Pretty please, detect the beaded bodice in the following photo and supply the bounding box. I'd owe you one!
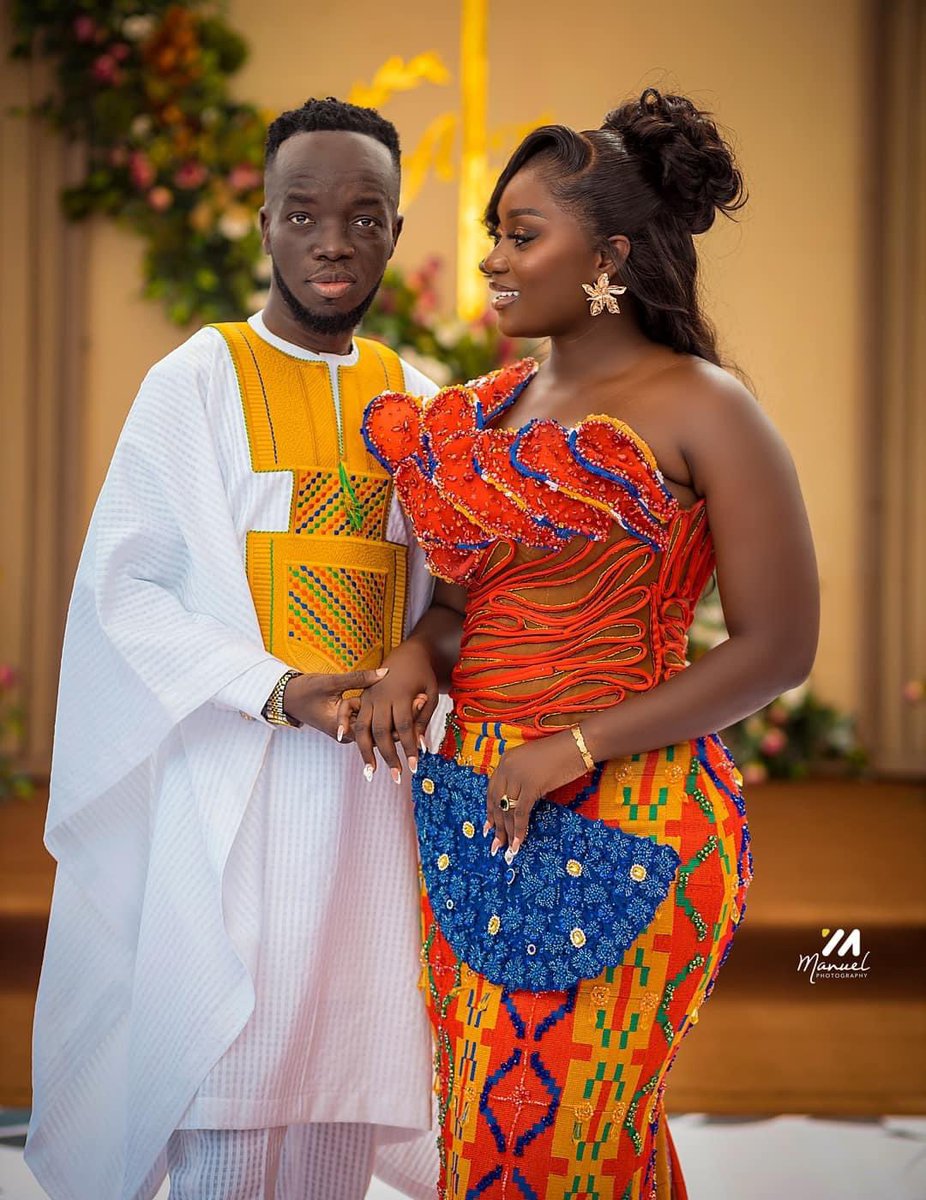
[362,359,715,730]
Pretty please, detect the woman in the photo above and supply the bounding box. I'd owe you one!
[355,88,818,1199]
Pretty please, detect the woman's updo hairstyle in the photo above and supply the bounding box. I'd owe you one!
[484,87,746,364]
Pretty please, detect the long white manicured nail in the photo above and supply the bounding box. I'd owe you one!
[504,848,515,865]
[336,724,345,743]
[408,756,418,775]
[491,839,501,857]
[483,821,492,838]
[419,735,427,752]
[391,767,402,785]
[363,764,375,783]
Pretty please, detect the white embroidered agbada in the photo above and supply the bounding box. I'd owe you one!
[26,313,442,1200]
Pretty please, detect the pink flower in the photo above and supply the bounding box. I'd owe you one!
[73,15,98,42]
[174,161,209,190]
[760,728,788,756]
[742,762,768,785]
[129,151,156,190]
[147,186,174,212]
[902,679,925,703]
[110,42,132,63]
[0,664,17,689]
[91,54,121,85]
[228,163,262,192]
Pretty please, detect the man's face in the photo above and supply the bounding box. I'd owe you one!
[260,130,402,351]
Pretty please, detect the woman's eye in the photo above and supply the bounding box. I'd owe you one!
[511,231,533,247]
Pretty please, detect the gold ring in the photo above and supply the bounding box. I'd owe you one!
[499,794,518,811]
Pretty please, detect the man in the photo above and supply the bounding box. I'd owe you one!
[26,98,440,1200]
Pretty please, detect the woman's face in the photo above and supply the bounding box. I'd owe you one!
[481,166,606,340]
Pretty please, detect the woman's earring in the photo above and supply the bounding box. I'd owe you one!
[582,272,627,315]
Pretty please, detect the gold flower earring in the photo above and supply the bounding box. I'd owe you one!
[582,273,627,316]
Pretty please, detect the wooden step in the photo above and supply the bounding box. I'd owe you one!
[1,778,924,1113]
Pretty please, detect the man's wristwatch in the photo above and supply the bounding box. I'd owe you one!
[262,670,303,728]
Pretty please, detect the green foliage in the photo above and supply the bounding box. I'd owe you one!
[11,0,267,325]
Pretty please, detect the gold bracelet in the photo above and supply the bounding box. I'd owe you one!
[263,670,303,728]
[570,724,595,771]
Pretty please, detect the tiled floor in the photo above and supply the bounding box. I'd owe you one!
[2,1112,924,1199]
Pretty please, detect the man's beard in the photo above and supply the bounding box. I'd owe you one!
[272,262,382,338]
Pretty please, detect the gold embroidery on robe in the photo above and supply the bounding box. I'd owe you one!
[213,322,408,674]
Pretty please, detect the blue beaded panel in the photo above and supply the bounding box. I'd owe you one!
[413,751,681,992]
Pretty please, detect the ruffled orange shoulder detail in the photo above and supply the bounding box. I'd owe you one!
[362,359,678,584]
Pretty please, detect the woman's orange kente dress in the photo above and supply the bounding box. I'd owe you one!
[362,360,752,1200]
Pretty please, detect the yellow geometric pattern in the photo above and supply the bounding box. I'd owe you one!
[211,322,408,673]
[287,563,388,671]
[292,469,391,539]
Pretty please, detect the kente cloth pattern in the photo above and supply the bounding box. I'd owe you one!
[420,720,751,1200]
[362,359,715,733]
[362,361,752,1197]
[413,750,681,991]
[214,321,409,675]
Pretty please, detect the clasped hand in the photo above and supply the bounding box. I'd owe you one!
[484,732,589,857]
[301,653,591,857]
[338,646,591,857]
[281,666,390,739]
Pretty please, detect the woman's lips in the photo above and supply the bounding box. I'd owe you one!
[308,279,355,299]
[491,289,520,309]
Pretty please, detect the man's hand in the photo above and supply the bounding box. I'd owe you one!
[282,667,389,739]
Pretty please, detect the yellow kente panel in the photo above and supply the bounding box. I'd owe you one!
[246,532,407,674]
[212,323,409,672]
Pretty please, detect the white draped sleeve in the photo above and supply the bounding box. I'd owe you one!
[27,331,292,1200]
[49,330,289,830]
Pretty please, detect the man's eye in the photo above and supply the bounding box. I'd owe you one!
[354,216,379,228]
[289,213,312,225]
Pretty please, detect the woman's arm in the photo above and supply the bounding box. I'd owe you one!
[582,369,819,752]
[488,368,819,852]
[352,579,467,778]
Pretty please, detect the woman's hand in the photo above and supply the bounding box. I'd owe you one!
[486,730,588,857]
[352,639,440,782]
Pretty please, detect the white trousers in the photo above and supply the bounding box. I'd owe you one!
[165,1123,376,1200]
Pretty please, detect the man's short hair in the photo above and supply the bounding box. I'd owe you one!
[265,97,401,170]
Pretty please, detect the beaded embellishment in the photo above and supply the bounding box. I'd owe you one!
[362,359,678,584]
[413,751,680,991]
